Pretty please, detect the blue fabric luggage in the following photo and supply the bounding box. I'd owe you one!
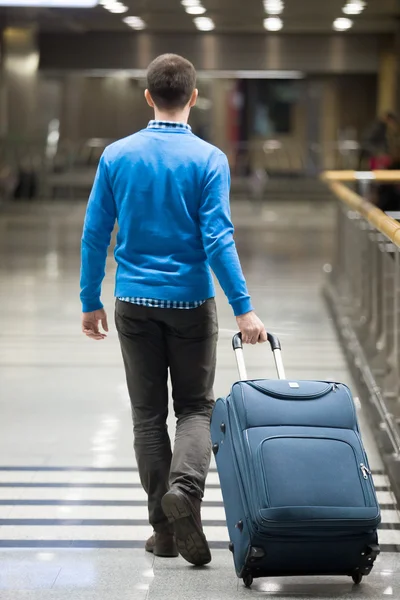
[210,333,380,588]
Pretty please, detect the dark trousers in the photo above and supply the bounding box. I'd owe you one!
[115,298,218,533]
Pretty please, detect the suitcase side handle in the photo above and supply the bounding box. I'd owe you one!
[232,332,286,381]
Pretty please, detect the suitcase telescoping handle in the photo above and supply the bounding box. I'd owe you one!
[232,331,286,381]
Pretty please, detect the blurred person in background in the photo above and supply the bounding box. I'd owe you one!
[79,54,266,567]
[359,112,400,211]
[359,111,398,171]
[377,118,400,212]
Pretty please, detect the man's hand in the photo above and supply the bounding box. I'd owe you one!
[236,311,267,345]
[82,309,109,341]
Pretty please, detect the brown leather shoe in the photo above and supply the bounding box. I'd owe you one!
[145,531,179,557]
[161,488,211,566]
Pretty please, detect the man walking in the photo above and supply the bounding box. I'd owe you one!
[80,54,266,567]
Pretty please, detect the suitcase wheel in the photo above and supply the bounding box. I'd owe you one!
[243,574,253,588]
[352,572,363,585]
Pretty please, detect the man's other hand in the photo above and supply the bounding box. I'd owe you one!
[82,309,109,341]
[236,311,267,345]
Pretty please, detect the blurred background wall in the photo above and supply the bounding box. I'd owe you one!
[0,22,398,196]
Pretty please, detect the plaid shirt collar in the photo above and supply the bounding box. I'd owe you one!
[147,120,191,132]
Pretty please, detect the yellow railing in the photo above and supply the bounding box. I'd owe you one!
[321,171,400,248]
[323,170,400,182]
[322,168,400,467]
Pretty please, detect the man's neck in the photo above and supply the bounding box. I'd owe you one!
[153,110,189,124]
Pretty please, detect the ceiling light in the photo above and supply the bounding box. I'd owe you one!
[0,0,97,5]
[181,0,200,6]
[185,5,206,14]
[108,5,128,13]
[101,1,119,8]
[342,1,365,14]
[264,17,283,31]
[194,16,214,30]
[333,17,353,30]
[264,0,284,8]
[263,0,284,15]
[123,16,146,29]
[102,0,127,12]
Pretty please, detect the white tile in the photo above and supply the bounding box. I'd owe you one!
[6,505,226,521]
[0,486,223,502]
[0,489,24,501]
[0,472,36,483]
[372,474,391,488]
[381,510,400,523]
[0,524,229,542]
[0,590,149,599]
[377,491,398,505]
[0,457,48,467]
[0,470,220,486]
[202,506,226,520]
[203,488,223,503]
[206,472,220,485]
[0,564,61,590]
[29,472,140,485]
[3,488,146,501]
[0,525,153,541]
[7,506,147,520]
[45,457,138,468]
[378,529,400,545]
[0,506,14,518]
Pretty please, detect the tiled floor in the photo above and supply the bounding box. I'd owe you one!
[0,198,399,599]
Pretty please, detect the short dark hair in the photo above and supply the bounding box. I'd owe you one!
[147,54,196,110]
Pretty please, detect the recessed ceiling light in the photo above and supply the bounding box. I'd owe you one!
[108,5,128,13]
[194,16,214,30]
[181,0,200,6]
[102,0,127,12]
[185,5,206,14]
[263,0,284,15]
[342,1,365,14]
[333,17,353,30]
[123,16,146,29]
[264,16,283,31]
[0,0,97,5]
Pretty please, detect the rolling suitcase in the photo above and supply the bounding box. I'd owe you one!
[210,332,380,588]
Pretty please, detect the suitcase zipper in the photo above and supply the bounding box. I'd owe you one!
[360,463,372,479]
[355,430,378,507]
[246,381,333,400]
[359,462,376,508]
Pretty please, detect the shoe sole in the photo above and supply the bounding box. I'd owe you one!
[146,547,179,558]
[161,491,211,566]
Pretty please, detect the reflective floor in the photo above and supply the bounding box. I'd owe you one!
[0,198,399,599]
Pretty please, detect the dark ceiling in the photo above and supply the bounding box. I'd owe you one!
[0,0,399,33]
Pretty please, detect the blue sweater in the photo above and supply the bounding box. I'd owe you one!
[80,124,253,317]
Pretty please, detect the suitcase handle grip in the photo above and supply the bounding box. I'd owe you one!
[232,332,281,352]
[232,331,286,381]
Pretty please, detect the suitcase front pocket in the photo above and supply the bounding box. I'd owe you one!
[255,434,380,530]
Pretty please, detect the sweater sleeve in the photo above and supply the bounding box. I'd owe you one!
[199,151,253,317]
[80,153,116,313]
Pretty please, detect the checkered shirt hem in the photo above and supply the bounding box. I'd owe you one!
[117,297,206,309]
